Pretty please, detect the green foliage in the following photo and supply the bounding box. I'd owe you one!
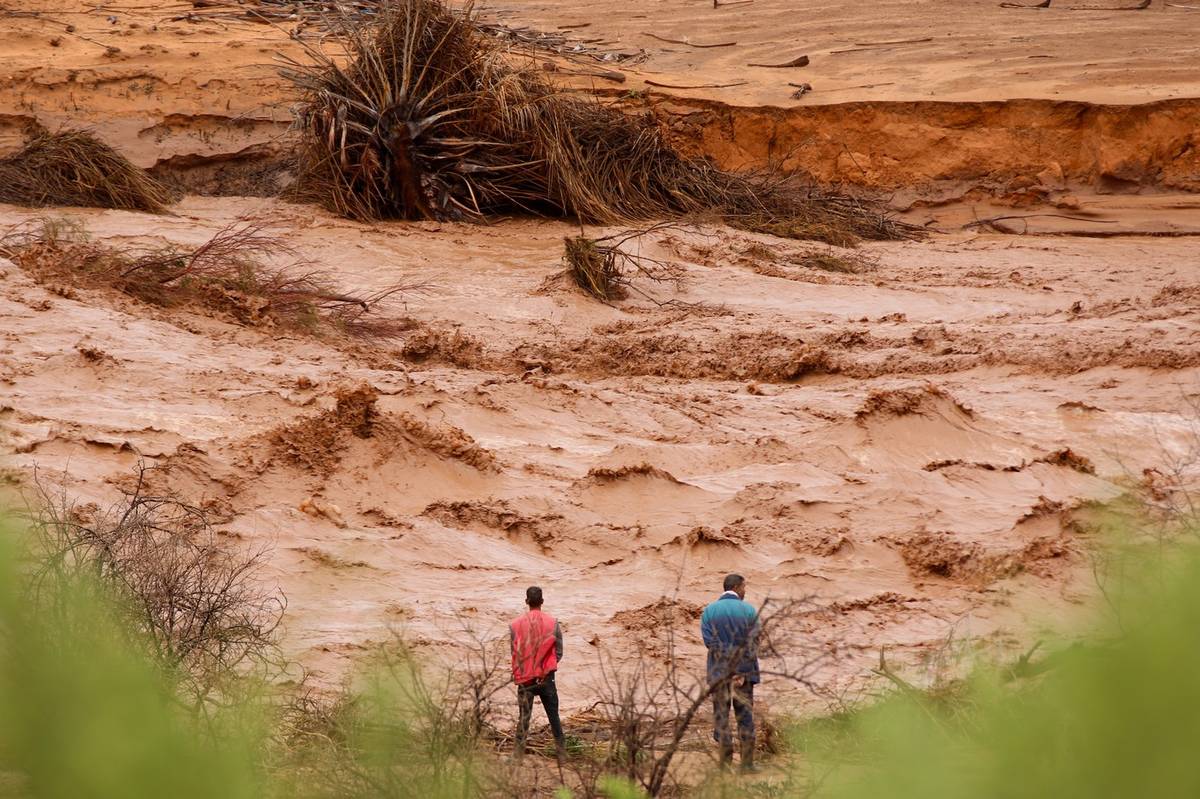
[562,733,587,757]
[598,775,647,799]
[0,522,264,799]
[795,541,1200,799]
[285,645,484,799]
[0,512,479,799]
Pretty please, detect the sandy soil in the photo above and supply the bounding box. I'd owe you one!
[4,1,1199,199]
[2,0,1199,719]
[498,0,1200,106]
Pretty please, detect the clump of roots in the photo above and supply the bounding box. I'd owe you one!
[0,217,412,337]
[283,0,918,245]
[0,128,171,213]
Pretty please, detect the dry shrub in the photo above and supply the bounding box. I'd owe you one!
[29,466,285,708]
[283,0,917,244]
[574,595,824,796]
[565,235,623,301]
[0,217,412,338]
[0,128,171,213]
[563,224,684,302]
[730,210,869,249]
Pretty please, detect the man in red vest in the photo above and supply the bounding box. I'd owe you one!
[510,585,565,757]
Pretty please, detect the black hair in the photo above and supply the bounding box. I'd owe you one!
[526,586,544,607]
[723,573,745,592]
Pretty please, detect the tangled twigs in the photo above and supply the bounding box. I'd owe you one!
[30,464,286,711]
[1,216,417,338]
[583,593,825,796]
[564,235,623,301]
[563,222,685,303]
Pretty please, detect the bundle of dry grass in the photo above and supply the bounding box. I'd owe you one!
[284,0,916,244]
[0,217,412,337]
[0,129,171,213]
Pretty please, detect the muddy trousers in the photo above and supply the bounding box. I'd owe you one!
[515,673,564,756]
[712,676,755,766]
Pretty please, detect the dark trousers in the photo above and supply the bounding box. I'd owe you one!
[515,672,564,755]
[712,676,755,764]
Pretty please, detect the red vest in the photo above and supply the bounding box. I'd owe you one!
[511,609,557,685]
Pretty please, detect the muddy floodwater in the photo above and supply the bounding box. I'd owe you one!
[2,0,1199,714]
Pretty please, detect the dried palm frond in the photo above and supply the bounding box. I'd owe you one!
[284,0,919,244]
[0,129,171,213]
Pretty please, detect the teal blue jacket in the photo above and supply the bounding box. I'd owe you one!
[700,593,761,684]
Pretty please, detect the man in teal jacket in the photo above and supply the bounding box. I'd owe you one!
[700,573,761,771]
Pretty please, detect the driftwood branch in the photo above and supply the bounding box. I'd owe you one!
[748,54,809,68]
[644,33,737,48]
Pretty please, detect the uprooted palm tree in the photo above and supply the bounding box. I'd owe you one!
[283,0,917,244]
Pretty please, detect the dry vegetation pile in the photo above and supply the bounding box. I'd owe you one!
[564,236,623,301]
[798,249,878,274]
[0,129,172,213]
[0,217,409,337]
[562,224,683,302]
[284,0,915,244]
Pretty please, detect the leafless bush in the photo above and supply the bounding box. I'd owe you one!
[0,216,416,339]
[442,620,515,745]
[450,592,824,797]
[563,223,686,303]
[27,465,285,711]
[595,596,822,795]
